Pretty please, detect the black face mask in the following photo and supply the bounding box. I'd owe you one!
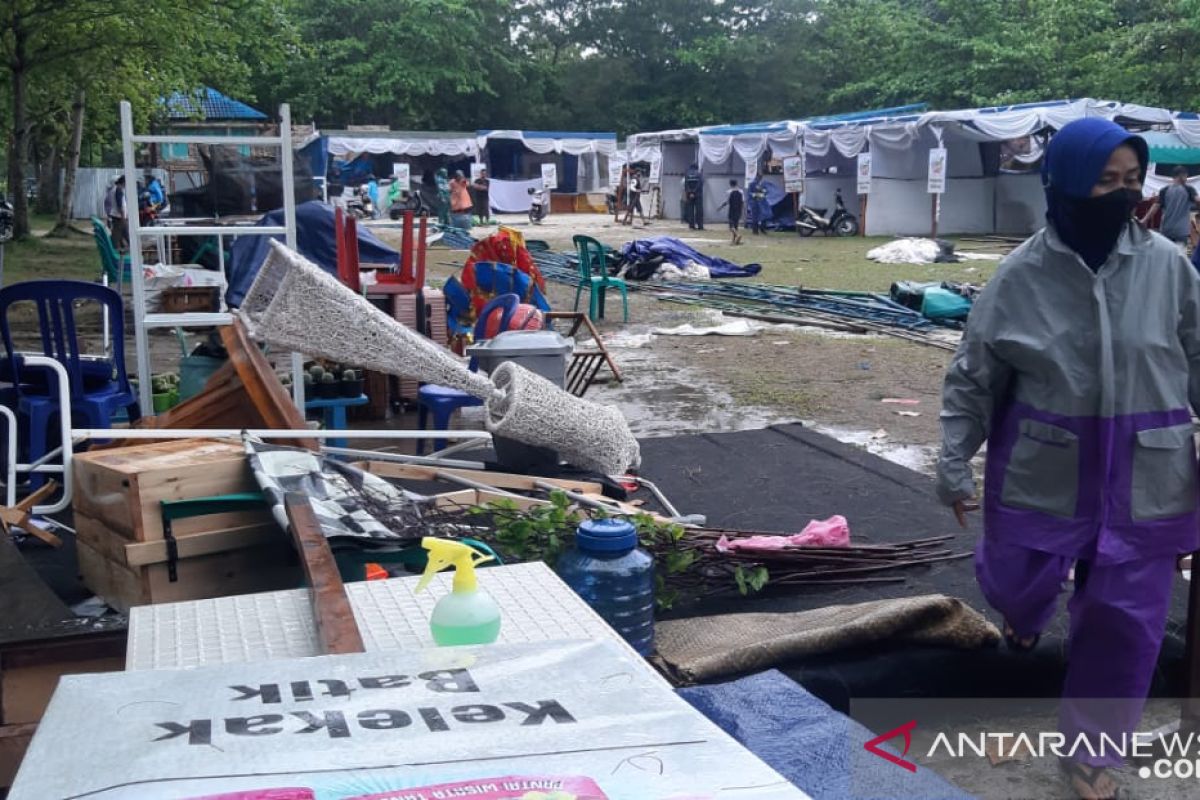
[1049,187,1141,271]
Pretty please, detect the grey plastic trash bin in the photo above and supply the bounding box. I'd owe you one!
[467,330,574,471]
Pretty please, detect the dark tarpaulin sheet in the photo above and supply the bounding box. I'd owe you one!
[619,236,762,278]
[225,200,399,307]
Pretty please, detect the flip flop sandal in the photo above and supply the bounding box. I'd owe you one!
[1059,757,1121,799]
[1002,620,1040,653]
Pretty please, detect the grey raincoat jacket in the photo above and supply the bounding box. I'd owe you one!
[937,222,1200,565]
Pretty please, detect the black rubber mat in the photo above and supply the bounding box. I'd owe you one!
[637,423,1191,710]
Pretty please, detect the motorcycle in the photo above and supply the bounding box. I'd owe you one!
[796,188,859,237]
[528,186,548,224]
[346,185,375,220]
[387,188,427,219]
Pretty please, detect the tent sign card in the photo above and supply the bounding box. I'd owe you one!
[648,156,662,185]
[470,162,486,182]
[608,160,624,189]
[744,158,758,186]
[782,156,804,193]
[857,152,872,194]
[927,147,947,194]
[541,162,558,190]
[392,163,410,186]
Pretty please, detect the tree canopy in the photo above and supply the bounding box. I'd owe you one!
[4,0,1200,237]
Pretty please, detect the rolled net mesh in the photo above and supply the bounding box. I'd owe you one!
[240,241,640,475]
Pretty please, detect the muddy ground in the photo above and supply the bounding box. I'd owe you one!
[372,211,973,475]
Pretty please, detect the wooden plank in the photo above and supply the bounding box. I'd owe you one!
[358,462,603,494]
[221,319,317,450]
[284,494,364,655]
[0,722,36,789]
[123,522,282,567]
[429,488,548,512]
[76,539,147,613]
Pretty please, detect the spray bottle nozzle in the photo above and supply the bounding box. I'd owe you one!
[416,537,493,594]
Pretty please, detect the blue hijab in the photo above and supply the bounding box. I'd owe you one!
[1042,118,1147,269]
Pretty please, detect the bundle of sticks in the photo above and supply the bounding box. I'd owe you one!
[660,529,971,591]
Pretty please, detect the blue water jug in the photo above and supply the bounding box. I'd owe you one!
[556,519,655,655]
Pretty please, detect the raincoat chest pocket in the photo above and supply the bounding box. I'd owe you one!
[1000,419,1080,518]
[1131,424,1198,521]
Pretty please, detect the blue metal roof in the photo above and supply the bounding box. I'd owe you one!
[163,87,268,121]
[701,104,930,136]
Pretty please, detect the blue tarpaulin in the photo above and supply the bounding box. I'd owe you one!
[679,670,973,800]
[619,236,762,279]
[226,201,399,307]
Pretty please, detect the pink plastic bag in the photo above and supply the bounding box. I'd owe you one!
[716,515,850,554]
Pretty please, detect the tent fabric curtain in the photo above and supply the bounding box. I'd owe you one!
[325,137,478,158]
[479,131,618,157]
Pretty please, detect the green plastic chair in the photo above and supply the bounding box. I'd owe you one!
[91,216,131,292]
[572,234,628,322]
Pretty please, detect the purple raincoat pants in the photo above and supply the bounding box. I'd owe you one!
[976,537,1177,767]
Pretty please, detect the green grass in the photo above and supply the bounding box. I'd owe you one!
[693,233,1004,292]
[4,226,101,285]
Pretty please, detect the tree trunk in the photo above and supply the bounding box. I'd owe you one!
[7,29,31,240]
[51,88,86,236]
[35,145,61,216]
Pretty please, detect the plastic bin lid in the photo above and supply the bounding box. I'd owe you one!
[467,329,574,357]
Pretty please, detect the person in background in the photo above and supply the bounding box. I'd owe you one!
[366,174,380,218]
[109,176,128,251]
[938,118,1199,800]
[683,163,704,230]
[1138,165,1197,254]
[471,167,490,223]
[419,168,440,217]
[435,167,451,226]
[622,168,647,226]
[449,170,473,229]
[144,173,165,211]
[747,173,770,234]
[716,178,744,245]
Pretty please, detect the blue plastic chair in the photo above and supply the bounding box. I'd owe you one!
[0,281,141,486]
[416,293,519,454]
[572,235,628,322]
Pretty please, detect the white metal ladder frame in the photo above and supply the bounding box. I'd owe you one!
[119,100,305,414]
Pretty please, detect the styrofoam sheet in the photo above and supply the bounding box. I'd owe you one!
[127,562,661,682]
[13,640,809,799]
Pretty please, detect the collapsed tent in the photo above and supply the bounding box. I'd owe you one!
[618,236,763,280]
[225,200,399,307]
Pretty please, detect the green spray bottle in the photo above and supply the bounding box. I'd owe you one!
[416,537,501,646]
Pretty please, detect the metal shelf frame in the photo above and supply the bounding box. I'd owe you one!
[119,101,304,413]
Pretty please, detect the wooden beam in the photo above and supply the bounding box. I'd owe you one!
[283,494,364,655]
[356,462,603,494]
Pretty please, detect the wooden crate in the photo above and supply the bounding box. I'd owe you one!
[75,526,298,613]
[71,439,300,611]
[73,439,269,541]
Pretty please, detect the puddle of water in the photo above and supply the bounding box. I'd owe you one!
[589,335,796,437]
[806,421,939,475]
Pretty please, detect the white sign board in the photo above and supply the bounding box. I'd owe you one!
[608,160,624,189]
[470,162,486,182]
[391,163,410,186]
[927,147,947,194]
[648,156,662,185]
[782,155,804,193]
[541,162,558,190]
[12,641,807,799]
[857,152,872,194]
[745,158,758,186]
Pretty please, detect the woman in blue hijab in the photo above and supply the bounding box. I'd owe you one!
[939,118,1200,799]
